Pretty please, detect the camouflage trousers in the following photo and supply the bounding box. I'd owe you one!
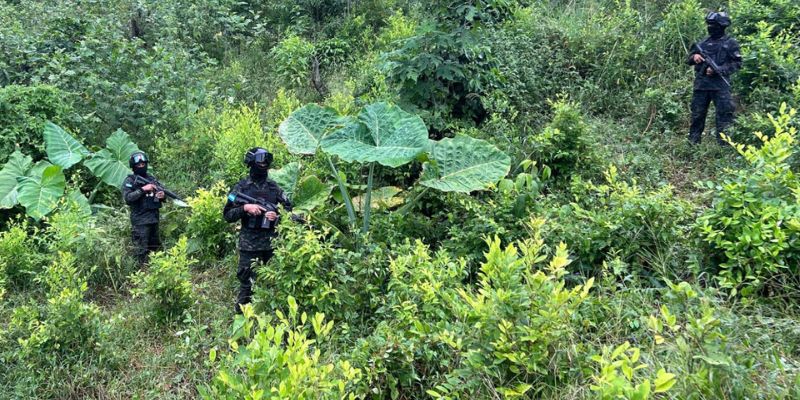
[235,249,274,313]
[689,89,735,144]
[132,223,161,265]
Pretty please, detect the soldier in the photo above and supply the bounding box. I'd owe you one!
[223,147,292,314]
[687,11,743,144]
[122,151,165,265]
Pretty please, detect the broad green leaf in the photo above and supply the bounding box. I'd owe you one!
[66,190,92,217]
[0,151,33,208]
[16,163,66,220]
[320,102,429,167]
[633,380,651,400]
[84,129,140,187]
[279,104,341,154]
[270,162,301,200]
[43,121,89,169]
[353,186,404,212]
[612,341,631,359]
[293,175,332,212]
[654,369,676,393]
[419,135,511,192]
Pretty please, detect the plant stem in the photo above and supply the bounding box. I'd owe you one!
[87,181,104,205]
[398,187,429,215]
[327,156,356,228]
[362,163,375,234]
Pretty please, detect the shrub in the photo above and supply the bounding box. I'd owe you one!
[376,10,417,51]
[548,165,694,278]
[256,223,388,327]
[154,106,220,193]
[384,1,515,131]
[441,160,547,267]
[4,251,113,397]
[696,104,800,295]
[44,196,134,290]
[263,88,303,131]
[488,13,583,125]
[590,342,676,399]
[357,220,595,398]
[0,258,6,300]
[738,22,800,107]
[270,34,316,93]
[350,240,467,397]
[200,301,363,399]
[531,98,597,178]
[211,104,291,185]
[436,228,593,398]
[0,84,76,163]
[646,280,787,398]
[185,181,236,260]
[0,221,43,289]
[12,252,109,364]
[731,0,800,37]
[131,237,196,324]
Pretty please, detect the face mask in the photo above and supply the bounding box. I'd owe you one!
[707,24,725,39]
[133,165,148,177]
[249,164,268,179]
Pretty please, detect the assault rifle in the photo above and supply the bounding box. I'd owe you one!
[133,175,189,207]
[695,43,731,87]
[227,191,281,230]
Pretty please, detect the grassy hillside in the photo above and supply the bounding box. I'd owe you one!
[1,0,800,398]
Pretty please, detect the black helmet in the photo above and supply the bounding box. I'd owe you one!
[129,151,148,168]
[705,11,731,27]
[243,147,273,167]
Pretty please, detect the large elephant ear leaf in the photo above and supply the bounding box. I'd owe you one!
[16,162,66,220]
[279,104,341,155]
[419,135,511,193]
[0,151,33,208]
[270,162,301,200]
[84,129,140,187]
[44,121,89,169]
[270,162,330,212]
[292,175,331,212]
[321,102,428,167]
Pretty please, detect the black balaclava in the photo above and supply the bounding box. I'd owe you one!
[133,163,148,177]
[707,22,725,39]
[250,163,268,180]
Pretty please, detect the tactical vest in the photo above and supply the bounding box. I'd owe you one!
[241,179,279,231]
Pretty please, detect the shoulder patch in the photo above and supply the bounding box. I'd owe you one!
[125,183,133,188]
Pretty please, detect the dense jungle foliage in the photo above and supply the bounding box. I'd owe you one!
[1,0,800,398]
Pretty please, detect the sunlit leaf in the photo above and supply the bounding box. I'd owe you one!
[43,121,89,169]
[0,151,33,208]
[16,162,66,220]
[420,135,511,192]
[84,129,140,187]
[320,102,428,167]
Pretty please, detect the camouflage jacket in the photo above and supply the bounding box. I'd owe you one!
[223,176,292,251]
[687,35,742,91]
[121,173,161,226]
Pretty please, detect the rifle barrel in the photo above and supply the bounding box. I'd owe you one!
[134,175,186,202]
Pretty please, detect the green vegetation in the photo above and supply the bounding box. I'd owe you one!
[1,0,800,399]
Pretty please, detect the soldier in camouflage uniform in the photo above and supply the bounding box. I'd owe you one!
[687,11,743,144]
[223,147,292,314]
[122,151,165,265]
